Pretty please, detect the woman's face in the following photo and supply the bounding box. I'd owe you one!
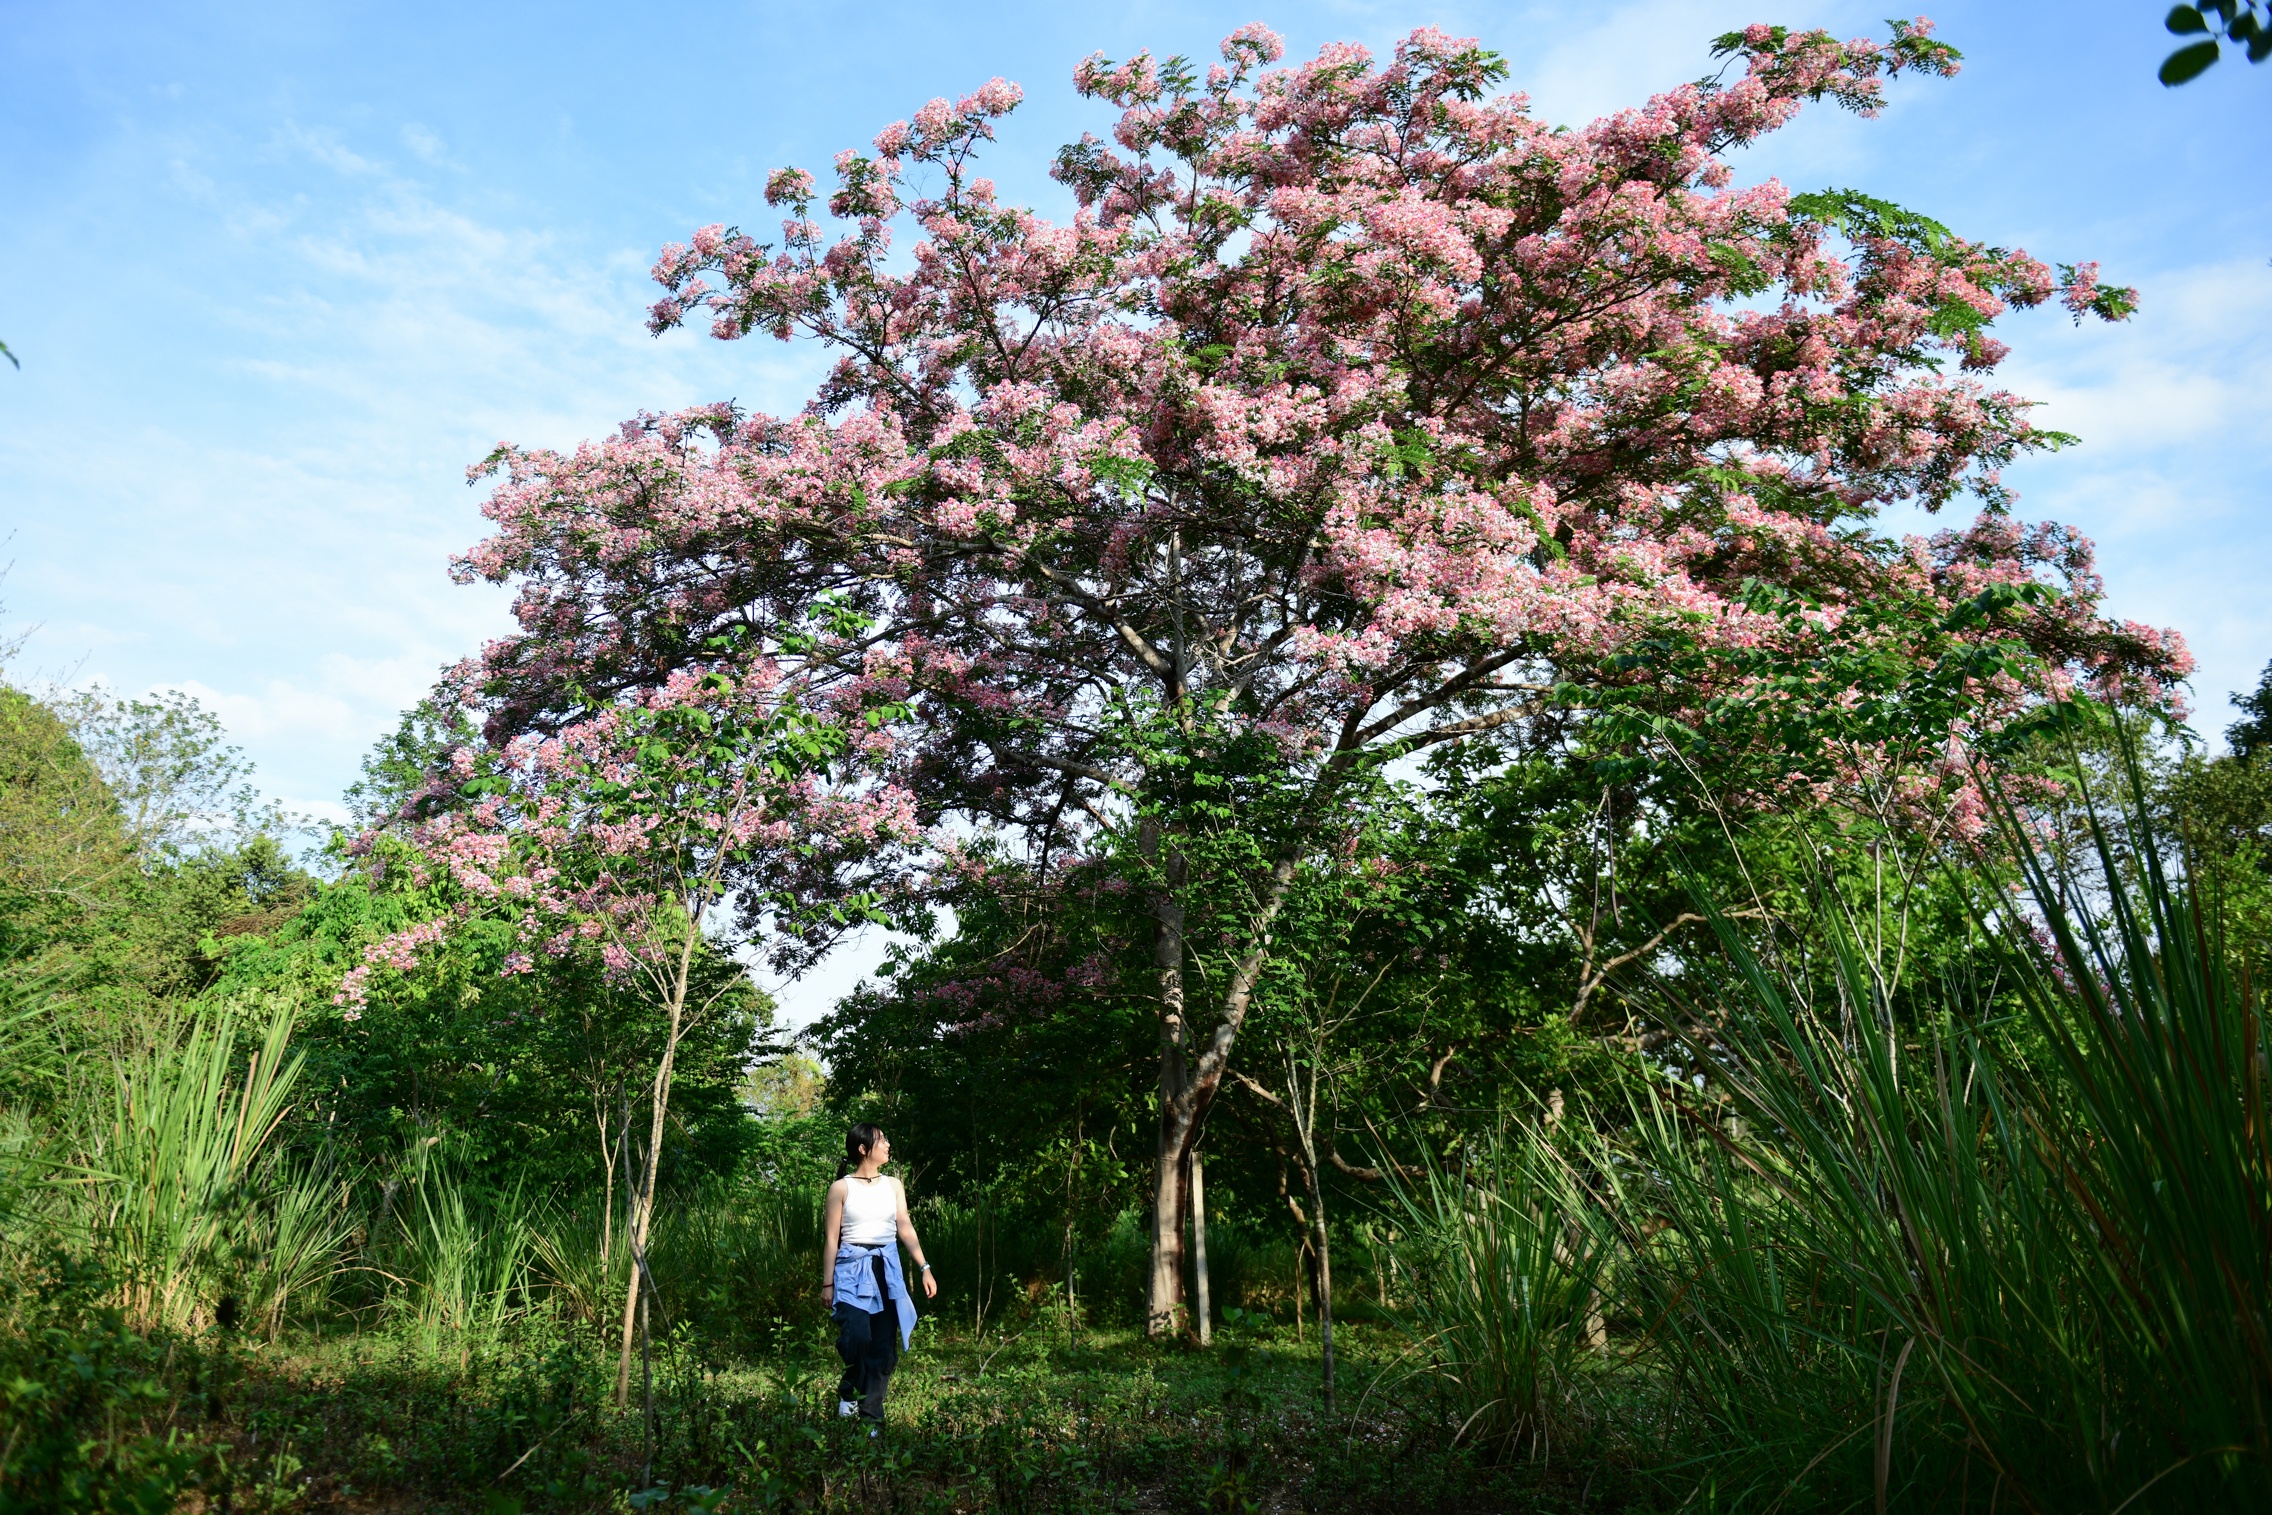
[868,1131,891,1168]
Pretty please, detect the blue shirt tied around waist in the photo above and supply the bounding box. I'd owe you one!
[833,1241,917,1350]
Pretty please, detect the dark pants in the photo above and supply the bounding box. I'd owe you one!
[832,1304,900,1421]
[833,1258,901,1422]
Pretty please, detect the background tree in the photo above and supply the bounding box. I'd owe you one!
[340,691,483,832]
[2226,657,2272,759]
[0,679,315,1030]
[2156,657,2272,986]
[346,648,914,1401]
[52,688,281,863]
[0,684,137,990]
[212,872,770,1208]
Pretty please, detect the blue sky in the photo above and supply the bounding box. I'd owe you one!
[4,1,2267,809]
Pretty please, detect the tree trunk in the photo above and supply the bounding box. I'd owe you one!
[1293,1237,1305,1342]
[614,920,698,1406]
[1146,1104,1191,1337]
[599,1135,614,1269]
[637,1266,655,1485]
[1284,1036,1337,1416]
[1144,851,1302,1337]
[1303,1156,1337,1417]
[1145,841,1191,1339]
[1191,1150,1212,1347]
[596,1092,624,1270]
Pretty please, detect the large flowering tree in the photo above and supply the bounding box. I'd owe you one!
[453,19,2185,1333]
[344,642,914,1397]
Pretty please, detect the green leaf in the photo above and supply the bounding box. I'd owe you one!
[2160,38,2222,84]
[1704,242,1768,295]
[2166,5,2211,35]
[1786,188,1953,255]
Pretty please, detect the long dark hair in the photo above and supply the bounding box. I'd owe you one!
[836,1123,884,1180]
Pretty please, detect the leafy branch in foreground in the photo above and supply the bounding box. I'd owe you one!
[2162,3,2271,84]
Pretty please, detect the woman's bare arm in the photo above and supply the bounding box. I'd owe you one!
[820,1179,845,1305]
[894,1178,938,1299]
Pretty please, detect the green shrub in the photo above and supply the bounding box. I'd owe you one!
[1376,1128,1611,1460]
[0,1254,212,1513]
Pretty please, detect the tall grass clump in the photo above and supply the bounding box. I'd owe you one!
[530,1201,632,1334]
[2009,771,2270,1499]
[242,1160,355,1337]
[643,1180,820,1356]
[81,1004,312,1332]
[0,996,351,1345]
[365,1141,541,1356]
[1378,1127,1613,1459]
[1624,776,2269,1511]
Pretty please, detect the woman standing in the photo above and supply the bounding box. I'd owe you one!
[820,1123,937,1429]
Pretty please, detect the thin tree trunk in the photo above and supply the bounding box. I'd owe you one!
[615,916,698,1406]
[974,1192,993,1337]
[596,1092,621,1269]
[1294,1237,1305,1343]
[1191,1149,1212,1347]
[619,1111,639,1314]
[638,1268,655,1485]
[1286,1037,1337,1415]
[1302,1156,1336,1416]
[1064,1104,1082,1341]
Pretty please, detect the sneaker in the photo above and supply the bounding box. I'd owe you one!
[838,1399,858,1418]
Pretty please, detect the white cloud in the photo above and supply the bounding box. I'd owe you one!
[399,123,452,166]
[278,123,387,179]
[2001,257,2272,459]
[1984,256,2272,739]
[162,648,453,747]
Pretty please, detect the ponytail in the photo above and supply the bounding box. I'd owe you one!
[836,1122,884,1180]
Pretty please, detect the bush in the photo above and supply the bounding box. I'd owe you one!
[1376,1130,1612,1460]
[0,1254,213,1512]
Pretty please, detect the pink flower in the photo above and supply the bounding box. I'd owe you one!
[765,168,815,206]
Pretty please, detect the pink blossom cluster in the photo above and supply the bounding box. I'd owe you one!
[333,915,451,1020]
[334,658,921,1018]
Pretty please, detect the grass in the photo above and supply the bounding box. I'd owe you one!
[0,1286,1610,1513]
[1376,1128,1613,1464]
[85,1004,305,1334]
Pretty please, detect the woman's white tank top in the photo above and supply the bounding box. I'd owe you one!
[841,1176,897,1246]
